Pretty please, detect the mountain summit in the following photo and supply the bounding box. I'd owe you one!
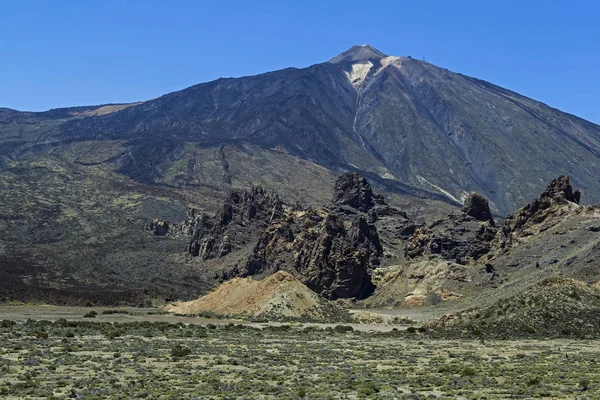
[328,44,388,64]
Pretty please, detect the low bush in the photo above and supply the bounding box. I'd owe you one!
[171,344,192,358]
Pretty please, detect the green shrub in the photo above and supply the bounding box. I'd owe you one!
[568,291,581,301]
[1,320,15,328]
[580,378,590,391]
[34,331,48,339]
[519,324,536,334]
[333,325,353,333]
[357,381,380,396]
[527,376,541,386]
[101,309,130,315]
[171,344,192,358]
[83,311,97,318]
[105,330,121,339]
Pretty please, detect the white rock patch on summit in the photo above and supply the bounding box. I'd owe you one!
[345,61,373,88]
[380,56,402,69]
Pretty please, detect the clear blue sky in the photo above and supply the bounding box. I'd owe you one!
[1,0,599,124]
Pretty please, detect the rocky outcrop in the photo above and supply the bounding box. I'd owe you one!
[244,209,381,299]
[146,219,169,236]
[405,214,497,265]
[169,173,408,299]
[461,193,495,226]
[367,192,501,307]
[406,176,583,264]
[183,186,283,259]
[238,173,390,299]
[331,172,384,212]
[541,175,580,204]
[501,175,582,245]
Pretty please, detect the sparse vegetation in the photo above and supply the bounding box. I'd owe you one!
[170,344,192,358]
[101,309,130,315]
[0,317,597,398]
[431,277,600,339]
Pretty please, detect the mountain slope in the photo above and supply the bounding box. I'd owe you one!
[351,55,600,213]
[34,44,600,214]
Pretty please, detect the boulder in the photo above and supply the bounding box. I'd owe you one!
[146,219,169,236]
[461,192,495,225]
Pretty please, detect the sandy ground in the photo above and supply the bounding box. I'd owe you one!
[366,304,462,321]
[0,305,402,332]
[165,271,344,321]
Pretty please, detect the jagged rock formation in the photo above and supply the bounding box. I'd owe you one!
[168,174,591,308]
[183,186,283,259]
[541,175,581,204]
[405,215,497,265]
[461,193,495,225]
[245,209,381,299]
[404,176,584,265]
[331,172,384,212]
[500,175,583,248]
[171,173,405,299]
[405,190,498,266]
[367,175,594,308]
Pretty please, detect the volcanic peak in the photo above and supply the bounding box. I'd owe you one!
[328,44,388,64]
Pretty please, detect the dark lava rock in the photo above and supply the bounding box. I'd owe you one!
[541,175,580,204]
[502,175,582,238]
[146,219,169,236]
[184,186,284,259]
[171,173,403,299]
[405,214,497,265]
[244,210,381,299]
[369,205,418,239]
[331,172,384,212]
[461,193,495,226]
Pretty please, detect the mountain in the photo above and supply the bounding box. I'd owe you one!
[2,44,600,305]
[28,44,600,215]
